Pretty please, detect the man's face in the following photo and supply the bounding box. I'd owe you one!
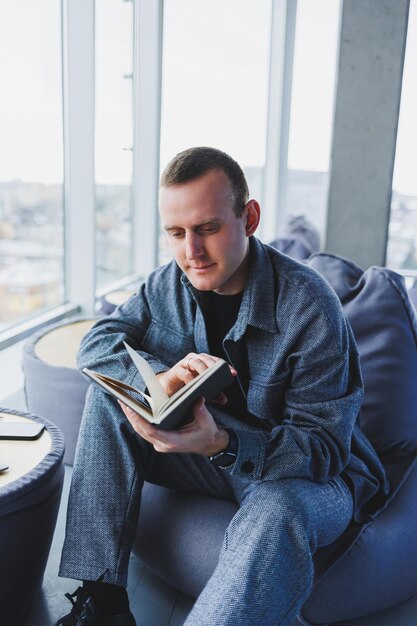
[159,169,256,294]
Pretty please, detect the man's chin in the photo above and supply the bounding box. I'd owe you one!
[188,278,217,292]
[186,272,219,292]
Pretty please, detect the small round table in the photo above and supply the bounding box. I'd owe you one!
[0,408,64,625]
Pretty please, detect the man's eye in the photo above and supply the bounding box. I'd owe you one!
[199,225,218,234]
[170,231,184,238]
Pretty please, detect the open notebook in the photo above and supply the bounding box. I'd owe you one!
[83,342,234,430]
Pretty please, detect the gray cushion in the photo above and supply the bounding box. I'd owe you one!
[302,457,417,622]
[307,254,417,472]
[135,483,236,598]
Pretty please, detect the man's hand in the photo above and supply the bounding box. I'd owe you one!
[118,397,229,457]
[156,352,237,404]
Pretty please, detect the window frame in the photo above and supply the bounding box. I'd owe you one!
[0,0,72,349]
[0,0,337,349]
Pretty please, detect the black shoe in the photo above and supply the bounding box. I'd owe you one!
[55,586,136,626]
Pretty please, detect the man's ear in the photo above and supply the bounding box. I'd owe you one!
[244,200,261,236]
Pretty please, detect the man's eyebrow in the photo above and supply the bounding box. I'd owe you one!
[163,219,221,231]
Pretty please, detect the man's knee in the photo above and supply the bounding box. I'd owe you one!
[239,478,352,551]
[244,479,314,516]
[238,478,336,544]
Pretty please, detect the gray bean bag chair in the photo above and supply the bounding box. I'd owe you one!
[98,289,135,316]
[22,319,96,465]
[134,253,417,623]
[269,215,321,260]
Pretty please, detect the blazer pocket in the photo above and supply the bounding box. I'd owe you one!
[247,377,287,423]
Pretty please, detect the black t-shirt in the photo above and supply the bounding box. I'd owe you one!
[202,291,262,427]
[203,291,243,363]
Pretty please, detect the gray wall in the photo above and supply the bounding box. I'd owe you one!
[325,0,409,269]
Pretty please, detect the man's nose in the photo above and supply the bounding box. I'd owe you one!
[185,232,203,259]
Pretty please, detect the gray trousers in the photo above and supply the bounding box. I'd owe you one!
[60,387,353,626]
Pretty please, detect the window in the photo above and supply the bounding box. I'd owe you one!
[0,0,64,333]
[95,0,134,290]
[387,0,417,273]
[159,0,272,264]
[286,0,341,246]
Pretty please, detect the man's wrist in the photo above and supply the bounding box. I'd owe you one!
[206,428,229,457]
[209,429,238,468]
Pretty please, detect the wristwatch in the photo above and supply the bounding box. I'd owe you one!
[209,429,238,468]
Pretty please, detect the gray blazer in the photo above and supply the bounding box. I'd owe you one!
[77,236,389,523]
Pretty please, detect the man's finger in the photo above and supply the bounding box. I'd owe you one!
[118,400,158,438]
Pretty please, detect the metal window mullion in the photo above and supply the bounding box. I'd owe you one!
[261,0,297,242]
[132,0,163,276]
[62,0,96,315]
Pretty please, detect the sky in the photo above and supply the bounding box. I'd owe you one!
[0,0,416,194]
[0,0,63,184]
[160,0,341,174]
[392,0,417,195]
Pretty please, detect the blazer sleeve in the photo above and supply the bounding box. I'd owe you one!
[77,282,169,393]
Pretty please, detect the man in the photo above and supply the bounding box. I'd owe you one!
[56,147,388,626]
